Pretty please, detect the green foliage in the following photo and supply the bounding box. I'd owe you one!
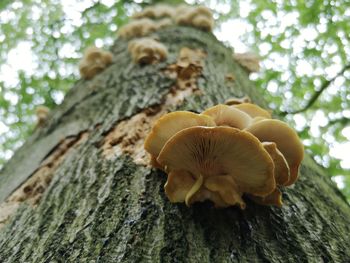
[0,0,349,200]
[237,0,350,200]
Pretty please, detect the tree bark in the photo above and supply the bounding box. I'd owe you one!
[0,27,349,262]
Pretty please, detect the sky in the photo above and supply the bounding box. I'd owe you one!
[0,0,348,188]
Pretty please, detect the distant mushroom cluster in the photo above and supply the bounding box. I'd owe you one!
[144,102,304,209]
[120,4,214,40]
[119,4,214,65]
[77,4,214,79]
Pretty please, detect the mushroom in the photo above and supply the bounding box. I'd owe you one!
[144,111,216,161]
[247,142,290,207]
[157,126,275,208]
[225,96,251,105]
[202,104,252,129]
[245,119,304,186]
[232,103,271,119]
[128,38,168,64]
[249,188,283,207]
[233,52,260,73]
[118,18,158,39]
[132,4,175,19]
[79,46,113,80]
[35,105,50,127]
[262,142,290,186]
[175,5,214,32]
[164,170,196,203]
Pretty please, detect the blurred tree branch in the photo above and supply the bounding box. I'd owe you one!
[328,117,350,127]
[280,63,350,116]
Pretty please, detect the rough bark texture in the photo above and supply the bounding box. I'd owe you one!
[0,27,349,262]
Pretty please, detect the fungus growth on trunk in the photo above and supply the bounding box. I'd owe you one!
[144,103,304,209]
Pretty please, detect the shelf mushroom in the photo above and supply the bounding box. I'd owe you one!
[232,103,271,119]
[128,38,168,64]
[202,104,252,129]
[245,119,304,186]
[144,103,304,209]
[35,105,50,127]
[79,46,113,80]
[248,142,291,207]
[175,5,214,32]
[144,111,215,162]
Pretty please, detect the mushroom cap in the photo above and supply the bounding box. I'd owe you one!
[248,188,283,207]
[35,106,49,116]
[204,176,246,209]
[144,111,215,158]
[233,52,260,72]
[189,187,228,207]
[224,96,251,106]
[262,142,290,186]
[192,15,214,31]
[194,6,213,18]
[202,104,252,129]
[164,170,195,203]
[79,47,113,79]
[83,46,102,58]
[165,169,246,209]
[232,103,271,119]
[157,126,275,196]
[245,119,304,186]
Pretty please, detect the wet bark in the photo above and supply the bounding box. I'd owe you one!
[0,27,349,262]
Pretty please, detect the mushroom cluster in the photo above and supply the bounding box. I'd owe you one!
[119,4,214,40]
[128,38,168,64]
[144,103,304,208]
[79,46,113,79]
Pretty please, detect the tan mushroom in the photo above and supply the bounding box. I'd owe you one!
[233,52,260,73]
[202,104,252,129]
[247,142,290,207]
[262,142,290,186]
[249,188,283,207]
[79,46,113,80]
[245,119,304,186]
[232,103,271,119]
[157,126,275,208]
[225,96,251,106]
[35,106,50,127]
[164,170,195,203]
[128,38,168,64]
[144,111,215,160]
[203,176,245,209]
[117,18,158,39]
[175,5,214,32]
[132,4,175,19]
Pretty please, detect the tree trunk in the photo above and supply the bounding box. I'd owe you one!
[0,27,349,262]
